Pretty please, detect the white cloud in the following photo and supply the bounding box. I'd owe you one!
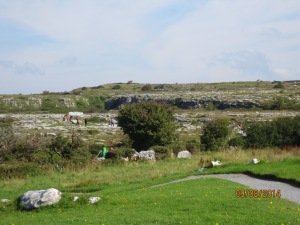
[0,0,300,93]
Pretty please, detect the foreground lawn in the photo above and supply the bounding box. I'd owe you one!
[0,151,299,224]
[1,178,299,225]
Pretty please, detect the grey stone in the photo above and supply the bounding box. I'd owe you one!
[20,188,62,210]
[177,150,192,159]
[138,150,156,160]
[88,197,100,204]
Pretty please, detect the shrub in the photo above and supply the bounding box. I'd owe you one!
[112,84,121,90]
[141,84,152,91]
[151,145,172,160]
[273,82,284,89]
[118,102,177,151]
[104,148,135,160]
[88,143,103,155]
[185,140,200,154]
[116,148,136,158]
[201,117,231,151]
[154,84,165,90]
[244,116,300,148]
[46,132,91,163]
[228,136,245,148]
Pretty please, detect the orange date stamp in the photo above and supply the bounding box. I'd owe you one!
[235,189,281,198]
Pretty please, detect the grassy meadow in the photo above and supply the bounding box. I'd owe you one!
[0,81,299,224]
[0,148,300,225]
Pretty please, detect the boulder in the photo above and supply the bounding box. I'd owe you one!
[138,150,156,160]
[20,188,62,210]
[250,158,260,164]
[177,150,192,159]
[89,197,101,204]
[211,160,222,166]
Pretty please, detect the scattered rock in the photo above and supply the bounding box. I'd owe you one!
[73,196,79,201]
[175,115,191,123]
[89,197,100,204]
[96,157,105,161]
[250,158,260,164]
[121,157,129,161]
[1,199,10,203]
[211,160,222,166]
[177,150,192,159]
[20,188,62,210]
[138,150,156,160]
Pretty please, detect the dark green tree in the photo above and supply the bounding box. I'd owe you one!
[118,102,177,150]
[245,116,300,148]
[201,117,230,151]
[244,122,274,148]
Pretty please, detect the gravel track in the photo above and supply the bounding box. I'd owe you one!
[152,174,300,205]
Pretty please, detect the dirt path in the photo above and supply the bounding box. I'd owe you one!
[152,174,300,205]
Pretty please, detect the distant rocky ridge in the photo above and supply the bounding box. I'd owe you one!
[0,81,299,112]
[104,94,260,110]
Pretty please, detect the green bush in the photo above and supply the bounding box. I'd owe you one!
[116,148,136,158]
[185,140,200,154]
[118,102,177,151]
[112,84,121,90]
[88,143,103,155]
[273,82,284,89]
[0,129,45,163]
[141,84,152,91]
[151,145,172,160]
[104,148,135,160]
[228,136,245,148]
[201,117,231,151]
[168,141,185,155]
[46,132,91,163]
[244,116,300,148]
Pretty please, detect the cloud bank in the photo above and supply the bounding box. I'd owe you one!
[0,0,299,94]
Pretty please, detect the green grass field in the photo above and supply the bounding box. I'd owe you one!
[0,151,299,225]
[1,178,299,225]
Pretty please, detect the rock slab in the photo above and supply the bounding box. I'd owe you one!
[20,188,62,210]
[177,150,192,159]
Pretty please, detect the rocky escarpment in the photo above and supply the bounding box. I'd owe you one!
[105,94,260,110]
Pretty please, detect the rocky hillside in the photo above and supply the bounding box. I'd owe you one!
[0,81,299,113]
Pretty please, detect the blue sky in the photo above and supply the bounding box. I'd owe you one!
[0,0,300,94]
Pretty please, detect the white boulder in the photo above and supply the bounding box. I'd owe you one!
[138,150,156,160]
[20,188,62,210]
[250,158,260,164]
[177,150,192,159]
[89,197,101,204]
[211,160,222,166]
